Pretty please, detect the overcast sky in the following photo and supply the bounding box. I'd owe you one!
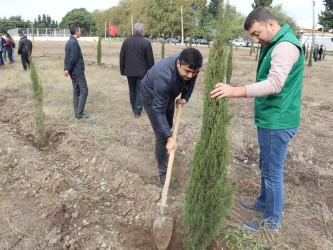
[1,0,325,29]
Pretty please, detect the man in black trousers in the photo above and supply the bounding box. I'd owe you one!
[120,22,154,118]
[18,34,32,70]
[63,25,89,119]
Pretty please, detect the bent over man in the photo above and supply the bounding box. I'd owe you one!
[141,48,203,185]
[211,8,304,232]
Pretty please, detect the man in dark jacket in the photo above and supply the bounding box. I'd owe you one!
[63,25,89,119]
[120,22,154,117]
[18,34,32,70]
[141,48,203,185]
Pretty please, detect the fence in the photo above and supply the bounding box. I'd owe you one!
[7,28,70,37]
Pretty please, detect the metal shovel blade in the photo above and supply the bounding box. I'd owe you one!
[153,214,173,250]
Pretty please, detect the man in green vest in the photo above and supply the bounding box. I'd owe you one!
[210,8,304,231]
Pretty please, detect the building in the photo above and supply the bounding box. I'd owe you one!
[301,29,333,51]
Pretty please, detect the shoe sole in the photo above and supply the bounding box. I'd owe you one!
[240,204,263,213]
[243,223,279,233]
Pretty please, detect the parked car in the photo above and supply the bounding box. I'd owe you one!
[166,37,178,44]
[232,39,247,47]
[185,37,195,43]
[195,38,208,45]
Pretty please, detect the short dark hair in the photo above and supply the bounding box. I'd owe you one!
[244,8,277,30]
[70,25,80,35]
[179,48,203,70]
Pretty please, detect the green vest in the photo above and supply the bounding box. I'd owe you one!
[255,24,304,129]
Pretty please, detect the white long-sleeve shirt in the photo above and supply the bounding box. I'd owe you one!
[245,41,301,98]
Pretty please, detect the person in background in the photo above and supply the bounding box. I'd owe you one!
[6,33,15,62]
[211,7,304,232]
[4,35,13,64]
[18,34,32,70]
[120,22,154,118]
[318,45,324,61]
[140,48,203,185]
[63,25,89,119]
[313,44,319,62]
[1,35,6,61]
[0,35,4,66]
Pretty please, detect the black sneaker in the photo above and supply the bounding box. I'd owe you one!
[243,219,279,232]
[240,202,263,213]
[76,113,90,119]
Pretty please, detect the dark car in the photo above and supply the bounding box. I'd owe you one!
[195,38,208,45]
[166,38,178,44]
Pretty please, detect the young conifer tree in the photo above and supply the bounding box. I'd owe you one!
[308,46,313,66]
[226,44,233,85]
[322,48,326,60]
[161,41,165,59]
[182,2,237,249]
[30,59,47,144]
[255,45,260,61]
[305,44,309,61]
[97,37,102,65]
[249,42,254,55]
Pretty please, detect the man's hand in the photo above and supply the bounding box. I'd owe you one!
[210,83,246,99]
[176,98,187,107]
[63,70,69,77]
[166,137,177,154]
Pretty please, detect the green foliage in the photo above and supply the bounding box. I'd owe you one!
[226,44,233,85]
[30,60,47,144]
[252,0,273,9]
[308,46,313,66]
[189,36,193,48]
[318,0,333,31]
[305,44,309,61]
[60,8,96,36]
[97,37,102,65]
[161,41,165,59]
[34,14,58,28]
[182,3,237,249]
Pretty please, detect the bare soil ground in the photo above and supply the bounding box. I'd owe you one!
[0,41,332,249]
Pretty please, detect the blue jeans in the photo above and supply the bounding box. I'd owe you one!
[255,127,297,228]
[127,76,143,116]
[70,75,88,117]
[141,96,174,174]
[12,48,15,62]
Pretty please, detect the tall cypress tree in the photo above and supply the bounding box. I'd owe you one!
[226,44,233,85]
[30,60,47,144]
[308,46,313,66]
[182,2,237,249]
[161,41,165,59]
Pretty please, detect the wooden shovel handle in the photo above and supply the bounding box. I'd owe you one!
[161,104,181,209]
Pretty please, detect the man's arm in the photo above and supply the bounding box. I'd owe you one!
[67,41,79,74]
[119,42,125,75]
[211,42,300,99]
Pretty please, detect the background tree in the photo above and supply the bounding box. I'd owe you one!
[252,0,273,8]
[0,16,30,33]
[97,37,102,65]
[182,2,237,249]
[318,0,333,31]
[60,8,96,36]
[34,14,58,28]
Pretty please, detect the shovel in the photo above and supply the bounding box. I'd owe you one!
[153,104,182,250]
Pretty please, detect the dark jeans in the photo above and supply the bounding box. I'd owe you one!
[0,52,3,66]
[21,53,30,70]
[6,47,13,63]
[127,76,143,116]
[70,74,88,117]
[142,96,175,174]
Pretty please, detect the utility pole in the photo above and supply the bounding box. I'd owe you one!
[312,0,315,49]
[181,5,184,44]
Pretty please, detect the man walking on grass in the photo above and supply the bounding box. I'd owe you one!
[141,48,202,185]
[211,8,304,232]
[64,25,89,119]
[120,22,154,118]
[18,34,32,71]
